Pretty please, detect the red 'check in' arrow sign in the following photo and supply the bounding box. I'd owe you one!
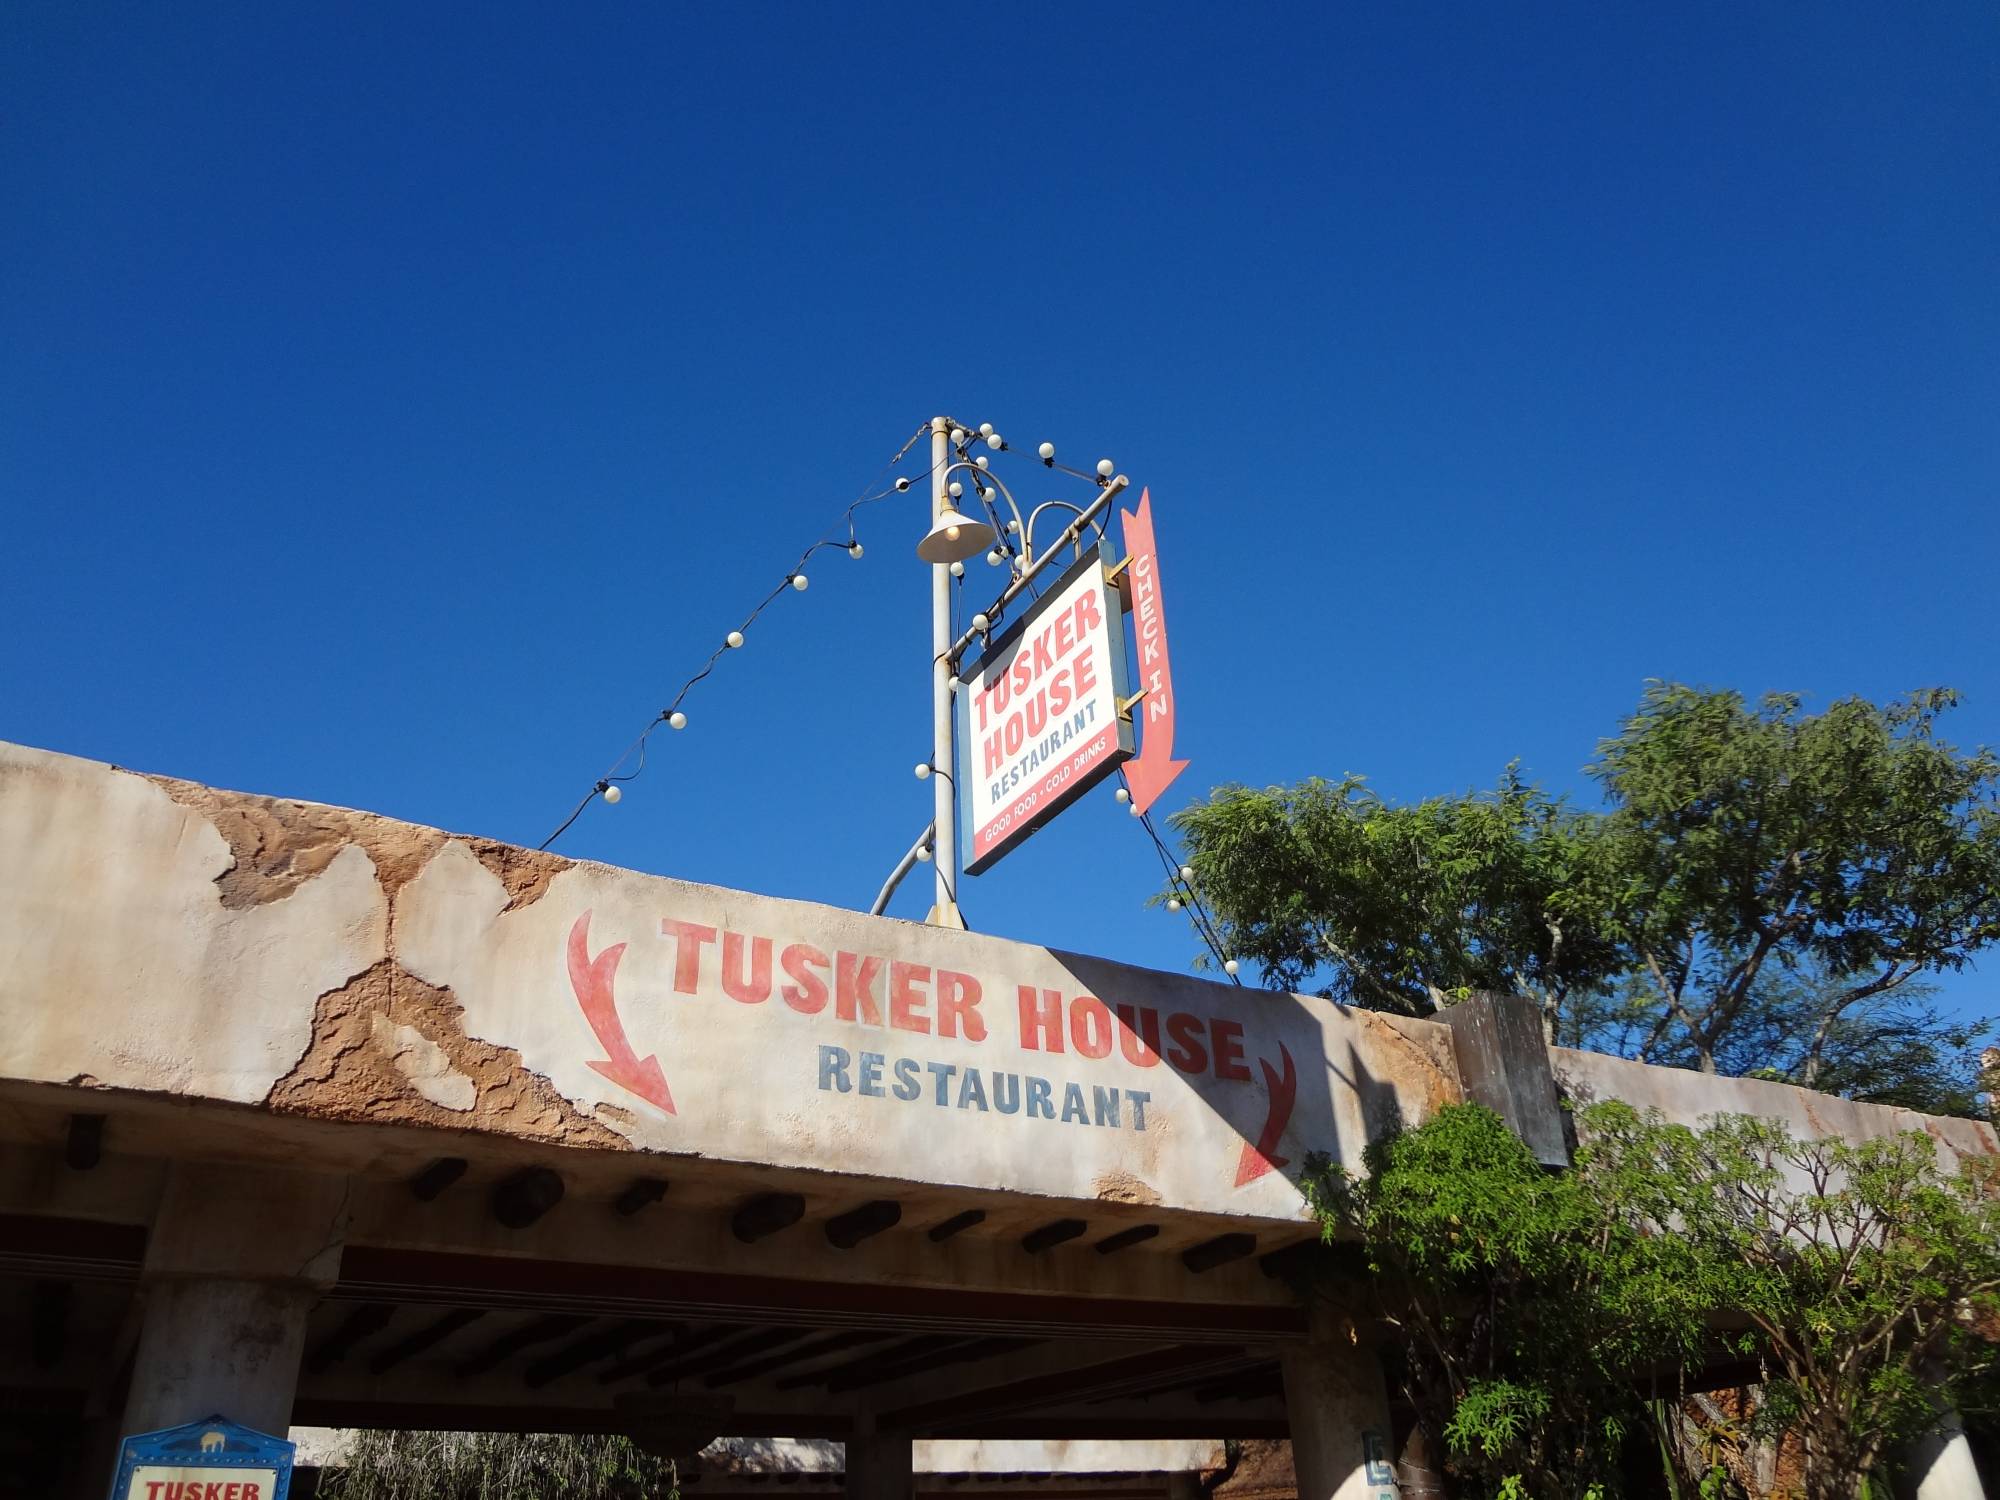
[1119,488,1189,815]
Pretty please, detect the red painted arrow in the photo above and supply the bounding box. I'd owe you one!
[1119,488,1189,815]
[1234,1044,1298,1187]
[567,911,675,1116]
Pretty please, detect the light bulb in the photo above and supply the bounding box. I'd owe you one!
[915,762,932,780]
[1096,459,1115,478]
[1166,897,1181,912]
[1114,787,1131,804]
[949,560,964,577]
[1179,864,1194,882]
[946,524,961,541]
[916,845,933,863]
[951,428,968,447]
[948,676,962,695]
[791,573,808,591]
[949,481,964,499]
[1007,518,1021,532]
[895,477,911,492]
[1223,959,1240,976]
[726,630,744,648]
[974,455,989,470]
[972,613,990,631]
[978,422,994,438]
[848,541,864,559]
[987,549,1004,566]
[986,432,1003,450]
[669,711,687,730]
[1038,441,1055,461]
[1129,804,1143,817]
[602,784,622,805]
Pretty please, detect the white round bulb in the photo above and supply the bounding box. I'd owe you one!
[951,428,968,447]
[949,480,963,499]
[1114,788,1130,803]
[986,432,1003,450]
[916,845,932,863]
[895,477,911,492]
[974,455,989,470]
[1128,804,1143,818]
[1007,518,1021,532]
[1096,459,1115,478]
[972,613,990,631]
[602,784,622,804]
[978,422,994,438]
[669,711,687,730]
[726,630,744,648]
[848,541,864,559]
[987,549,1004,566]
[791,573,808,591]
[915,762,931,780]
[946,523,961,541]
[949,560,964,577]
[1179,864,1194,882]
[1223,959,1240,976]
[1166,897,1181,912]
[1038,441,1055,460]
[948,676,962,695]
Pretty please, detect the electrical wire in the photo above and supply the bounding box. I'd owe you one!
[1122,770,1242,985]
[538,424,933,851]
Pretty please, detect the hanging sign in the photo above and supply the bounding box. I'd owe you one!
[108,1416,294,1500]
[959,539,1135,874]
[1117,488,1187,815]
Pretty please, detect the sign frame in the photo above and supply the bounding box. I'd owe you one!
[109,1415,295,1500]
[957,537,1136,875]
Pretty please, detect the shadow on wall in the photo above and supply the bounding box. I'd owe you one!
[1048,950,1417,1211]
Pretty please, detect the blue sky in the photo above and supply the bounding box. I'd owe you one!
[4,3,1995,1026]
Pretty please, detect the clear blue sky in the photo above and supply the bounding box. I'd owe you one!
[4,4,1995,1025]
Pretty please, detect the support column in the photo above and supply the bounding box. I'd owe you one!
[846,1429,915,1500]
[118,1166,348,1438]
[1900,1409,1988,1500]
[1280,1312,1399,1500]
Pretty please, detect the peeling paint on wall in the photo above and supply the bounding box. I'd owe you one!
[270,959,627,1149]
[141,773,450,907]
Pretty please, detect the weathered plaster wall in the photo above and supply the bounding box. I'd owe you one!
[1552,1048,1999,1167]
[0,741,1459,1225]
[0,743,386,1103]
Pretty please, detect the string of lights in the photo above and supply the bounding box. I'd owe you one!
[536,413,1226,994]
[537,423,935,851]
[1117,770,1244,984]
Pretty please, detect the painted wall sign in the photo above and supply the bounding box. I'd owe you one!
[109,1417,293,1500]
[0,739,1472,1230]
[386,833,1464,1223]
[1117,488,1187,815]
[958,541,1134,875]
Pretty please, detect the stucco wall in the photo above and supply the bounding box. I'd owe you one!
[0,741,1461,1224]
[1552,1047,1998,1168]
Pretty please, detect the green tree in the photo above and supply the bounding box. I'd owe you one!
[1172,684,2000,1109]
[1589,685,2000,1078]
[1585,1103,2000,1500]
[316,1430,680,1500]
[1172,767,1621,1030]
[1307,1103,1717,1498]
[1316,1103,2000,1500]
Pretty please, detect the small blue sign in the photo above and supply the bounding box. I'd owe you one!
[108,1416,295,1500]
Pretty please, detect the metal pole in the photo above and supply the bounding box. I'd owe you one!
[870,821,936,917]
[943,474,1128,670]
[927,416,964,927]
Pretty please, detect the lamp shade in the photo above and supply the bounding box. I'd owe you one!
[916,506,998,565]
